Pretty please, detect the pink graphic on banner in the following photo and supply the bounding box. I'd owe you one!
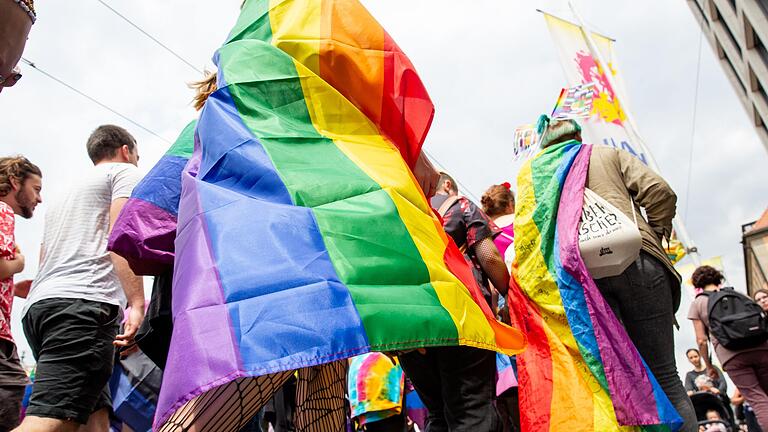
[574,50,626,126]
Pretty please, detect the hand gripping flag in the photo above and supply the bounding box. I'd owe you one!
[153,0,526,428]
[510,140,682,431]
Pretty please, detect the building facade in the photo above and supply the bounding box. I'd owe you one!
[686,0,768,151]
[743,209,768,296]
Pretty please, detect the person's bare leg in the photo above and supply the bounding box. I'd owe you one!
[13,415,79,432]
[78,408,110,432]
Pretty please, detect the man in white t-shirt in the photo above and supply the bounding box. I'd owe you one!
[16,125,145,432]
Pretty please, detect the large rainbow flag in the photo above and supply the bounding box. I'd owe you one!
[155,0,525,426]
[109,121,196,275]
[509,140,682,431]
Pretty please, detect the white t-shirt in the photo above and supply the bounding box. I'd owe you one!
[24,163,142,314]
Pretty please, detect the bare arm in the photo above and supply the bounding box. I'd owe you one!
[473,237,509,296]
[692,319,719,380]
[109,198,144,347]
[412,151,440,199]
[0,253,23,279]
[13,279,31,298]
[715,366,728,394]
[731,389,744,405]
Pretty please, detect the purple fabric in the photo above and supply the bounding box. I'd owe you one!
[557,146,662,424]
[108,199,177,275]
[492,223,514,259]
[154,147,242,428]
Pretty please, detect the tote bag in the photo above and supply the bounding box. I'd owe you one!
[578,188,642,279]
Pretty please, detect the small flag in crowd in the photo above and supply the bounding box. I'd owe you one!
[665,230,687,265]
[551,82,596,120]
[513,82,596,162]
[512,124,540,161]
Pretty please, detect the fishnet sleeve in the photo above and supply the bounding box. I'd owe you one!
[473,237,509,296]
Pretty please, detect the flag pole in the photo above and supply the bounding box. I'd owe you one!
[566,0,702,266]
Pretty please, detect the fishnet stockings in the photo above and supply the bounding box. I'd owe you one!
[158,361,348,432]
[294,361,348,432]
[159,370,294,432]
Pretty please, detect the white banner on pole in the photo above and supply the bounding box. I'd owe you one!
[542,9,700,264]
[543,12,649,164]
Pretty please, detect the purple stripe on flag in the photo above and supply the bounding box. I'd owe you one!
[109,198,177,275]
[154,151,243,428]
[556,146,676,426]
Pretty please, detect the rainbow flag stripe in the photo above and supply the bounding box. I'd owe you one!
[156,0,525,426]
[108,121,196,275]
[510,141,681,431]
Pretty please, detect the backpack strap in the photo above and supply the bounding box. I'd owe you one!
[437,195,460,217]
[436,195,467,255]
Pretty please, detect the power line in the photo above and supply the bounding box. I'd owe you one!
[683,30,703,225]
[95,0,204,75]
[21,54,465,203]
[21,57,172,144]
[30,5,476,205]
[93,2,477,205]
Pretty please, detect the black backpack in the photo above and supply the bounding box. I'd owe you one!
[700,287,768,350]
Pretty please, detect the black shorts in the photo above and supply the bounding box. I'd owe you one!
[0,338,28,431]
[22,298,120,424]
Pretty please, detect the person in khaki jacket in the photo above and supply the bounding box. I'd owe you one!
[541,119,698,432]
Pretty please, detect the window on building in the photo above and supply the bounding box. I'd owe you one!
[716,39,726,59]
[716,8,742,51]
[759,0,768,19]
[692,0,706,21]
[753,28,768,73]
[756,80,768,111]
[708,0,720,21]
[745,16,756,49]
[724,51,748,94]
[754,104,768,140]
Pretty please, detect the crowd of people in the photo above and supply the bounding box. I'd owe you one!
[684,266,768,432]
[0,119,763,432]
[2,1,768,432]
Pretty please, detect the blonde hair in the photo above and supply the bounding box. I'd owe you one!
[189,71,218,111]
[0,156,41,197]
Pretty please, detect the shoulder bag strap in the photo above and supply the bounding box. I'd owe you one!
[437,195,460,217]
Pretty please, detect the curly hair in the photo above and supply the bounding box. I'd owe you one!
[0,156,41,197]
[691,265,724,289]
[481,184,515,218]
[189,70,218,111]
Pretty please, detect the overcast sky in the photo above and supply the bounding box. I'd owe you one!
[1,0,766,383]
